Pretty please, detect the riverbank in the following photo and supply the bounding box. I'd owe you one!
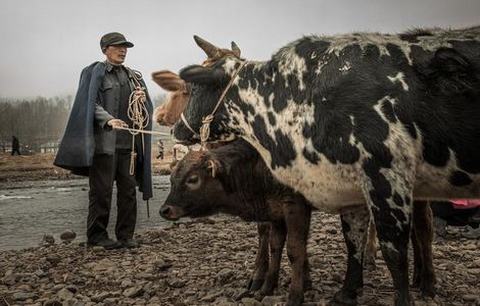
[1,213,479,306]
[0,153,172,187]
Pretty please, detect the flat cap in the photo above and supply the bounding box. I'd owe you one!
[100,32,134,50]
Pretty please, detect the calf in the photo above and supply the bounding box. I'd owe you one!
[173,28,480,305]
[161,139,312,305]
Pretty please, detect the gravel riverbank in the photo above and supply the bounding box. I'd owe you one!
[1,212,479,306]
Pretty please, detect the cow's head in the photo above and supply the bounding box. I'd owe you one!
[152,70,190,127]
[159,149,229,221]
[173,35,245,144]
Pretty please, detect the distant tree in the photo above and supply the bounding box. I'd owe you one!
[0,96,73,152]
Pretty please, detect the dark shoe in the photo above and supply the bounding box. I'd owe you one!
[119,238,140,249]
[87,238,122,250]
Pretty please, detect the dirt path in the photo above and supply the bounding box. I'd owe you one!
[1,213,479,306]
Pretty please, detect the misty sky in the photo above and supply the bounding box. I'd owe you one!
[1,0,479,98]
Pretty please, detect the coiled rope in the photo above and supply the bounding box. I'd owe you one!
[124,68,149,176]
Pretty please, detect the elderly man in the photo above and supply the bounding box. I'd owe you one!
[54,32,153,249]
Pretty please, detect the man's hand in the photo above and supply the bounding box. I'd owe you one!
[107,119,128,129]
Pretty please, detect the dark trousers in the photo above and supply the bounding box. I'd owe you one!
[87,151,137,242]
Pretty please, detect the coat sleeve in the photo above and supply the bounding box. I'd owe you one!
[94,99,114,130]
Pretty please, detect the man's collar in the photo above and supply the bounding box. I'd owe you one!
[105,60,124,72]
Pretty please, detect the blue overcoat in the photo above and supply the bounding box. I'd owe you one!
[54,61,153,200]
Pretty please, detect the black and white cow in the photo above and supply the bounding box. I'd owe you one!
[173,27,480,305]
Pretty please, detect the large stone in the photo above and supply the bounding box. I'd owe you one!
[261,295,285,306]
[60,230,77,243]
[57,288,74,300]
[123,286,143,298]
[91,291,112,302]
[13,292,36,301]
[241,297,262,306]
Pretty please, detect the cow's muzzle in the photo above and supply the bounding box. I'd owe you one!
[159,204,184,221]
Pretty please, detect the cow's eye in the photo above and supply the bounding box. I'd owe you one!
[185,175,201,190]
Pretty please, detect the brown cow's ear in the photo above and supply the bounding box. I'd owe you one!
[231,41,241,58]
[152,70,186,92]
[179,65,226,85]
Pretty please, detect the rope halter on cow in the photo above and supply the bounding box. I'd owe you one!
[180,60,248,149]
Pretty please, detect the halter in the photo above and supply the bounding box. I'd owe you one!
[180,60,248,147]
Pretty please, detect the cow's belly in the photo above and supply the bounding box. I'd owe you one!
[272,159,365,213]
[414,163,480,200]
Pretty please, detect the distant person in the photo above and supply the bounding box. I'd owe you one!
[11,136,20,156]
[54,32,153,250]
[156,139,164,159]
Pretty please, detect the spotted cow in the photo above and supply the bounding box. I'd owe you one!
[173,27,480,305]
[153,68,435,304]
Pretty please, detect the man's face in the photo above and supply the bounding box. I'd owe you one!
[104,45,128,64]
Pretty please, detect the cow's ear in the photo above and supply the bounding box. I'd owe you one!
[179,65,226,85]
[152,70,186,92]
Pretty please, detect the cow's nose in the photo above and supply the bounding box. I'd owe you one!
[160,206,171,218]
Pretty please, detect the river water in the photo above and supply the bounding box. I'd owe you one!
[0,176,171,251]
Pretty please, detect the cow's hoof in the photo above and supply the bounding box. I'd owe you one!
[254,291,266,302]
[330,290,357,305]
[304,276,313,290]
[286,291,303,306]
[419,283,436,299]
[247,278,265,291]
[394,293,414,306]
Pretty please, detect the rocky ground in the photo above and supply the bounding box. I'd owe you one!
[0,153,172,185]
[1,213,479,306]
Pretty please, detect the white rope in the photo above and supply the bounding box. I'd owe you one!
[125,67,150,176]
[113,126,170,136]
[179,60,248,150]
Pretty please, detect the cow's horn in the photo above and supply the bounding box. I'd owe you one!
[194,35,219,58]
[231,41,241,57]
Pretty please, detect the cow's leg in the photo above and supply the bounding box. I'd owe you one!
[247,222,271,291]
[362,164,414,306]
[284,202,311,306]
[331,206,370,306]
[365,220,377,269]
[411,201,435,298]
[255,220,287,300]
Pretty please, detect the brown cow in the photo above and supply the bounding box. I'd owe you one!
[152,70,190,126]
